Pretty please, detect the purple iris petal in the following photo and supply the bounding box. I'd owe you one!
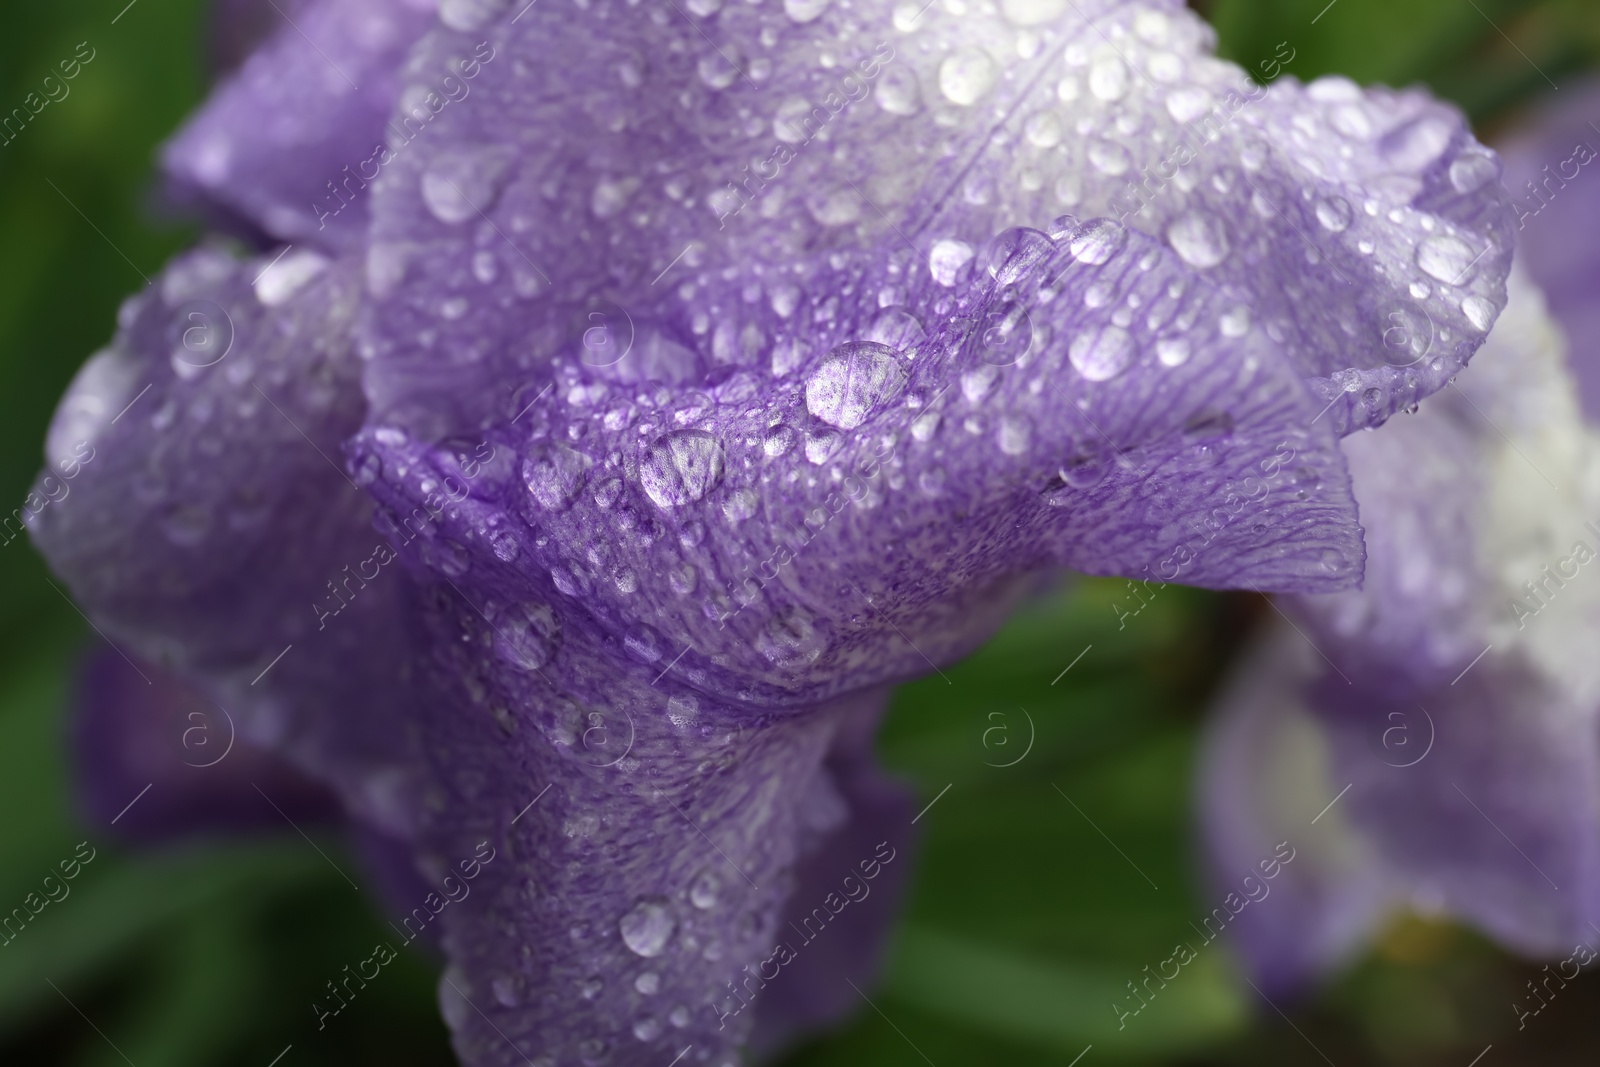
[32,0,1523,1061]
[1199,269,1600,991]
[164,0,438,248]
[72,647,340,842]
[1499,77,1600,419]
[31,246,421,838]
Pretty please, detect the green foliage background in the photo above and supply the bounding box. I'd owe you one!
[0,0,1596,1063]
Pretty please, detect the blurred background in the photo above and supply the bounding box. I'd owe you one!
[2,0,1598,1063]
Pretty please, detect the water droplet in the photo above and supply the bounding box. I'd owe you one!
[492,976,520,1008]
[866,307,926,350]
[1067,219,1128,265]
[997,415,1031,455]
[493,603,560,671]
[757,606,827,668]
[939,49,997,106]
[983,227,1053,285]
[1416,235,1478,285]
[805,430,843,464]
[620,900,675,957]
[1088,57,1128,100]
[1059,442,1111,488]
[805,341,906,429]
[763,424,796,458]
[690,869,720,909]
[1167,212,1229,268]
[1219,306,1251,337]
[1449,153,1498,194]
[1461,294,1495,331]
[911,411,941,442]
[635,972,661,995]
[1069,325,1134,381]
[352,452,383,486]
[783,0,829,21]
[669,1006,692,1028]
[1047,214,1080,239]
[1024,110,1062,147]
[1156,337,1190,367]
[1314,197,1352,233]
[1087,139,1131,176]
[639,431,724,508]
[523,444,593,509]
[723,489,758,524]
[977,300,1034,366]
[420,147,516,224]
[928,239,975,286]
[438,0,509,31]
[874,65,921,115]
[634,1018,663,1042]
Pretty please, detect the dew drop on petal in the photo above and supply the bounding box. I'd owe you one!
[635,972,661,995]
[689,869,720,909]
[1415,234,1478,285]
[928,238,975,286]
[1069,325,1134,381]
[438,0,508,31]
[1156,337,1190,367]
[939,48,997,106]
[620,900,675,957]
[1067,219,1128,265]
[983,227,1053,284]
[1314,196,1352,233]
[1449,152,1499,194]
[1167,212,1229,268]
[1461,294,1495,331]
[806,342,906,429]
[783,0,829,20]
[639,431,724,508]
[875,66,921,115]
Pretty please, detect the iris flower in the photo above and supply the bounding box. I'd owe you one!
[28,0,1517,1062]
[1199,80,1600,998]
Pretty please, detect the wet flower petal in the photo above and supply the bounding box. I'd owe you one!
[29,246,419,836]
[163,0,438,248]
[1200,270,1600,988]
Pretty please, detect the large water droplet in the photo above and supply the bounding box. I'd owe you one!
[1167,212,1230,268]
[420,147,516,225]
[939,49,997,106]
[1088,57,1128,100]
[1314,196,1352,233]
[1059,441,1111,488]
[1449,152,1499,194]
[783,0,829,21]
[875,66,921,115]
[1461,294,1495,331]
[493,603,560,671]
[983,227,1053,285]
[689,869,721,909]
[523,444,593,509]
[866,307,926,350]
[620,899,676,957]
[1156,337,1191,367]
[1069,325,1135,381]
[1415,234,1478,285]
[928,239,975,286]
[757,606,827,668]
[639,431,724,508]
[438,0,509,31]
[1067,219,1128,265]
[805,341,906,429]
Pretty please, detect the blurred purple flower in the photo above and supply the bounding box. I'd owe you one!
[29,0,1516,1062]
[1199,81,1600,996]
